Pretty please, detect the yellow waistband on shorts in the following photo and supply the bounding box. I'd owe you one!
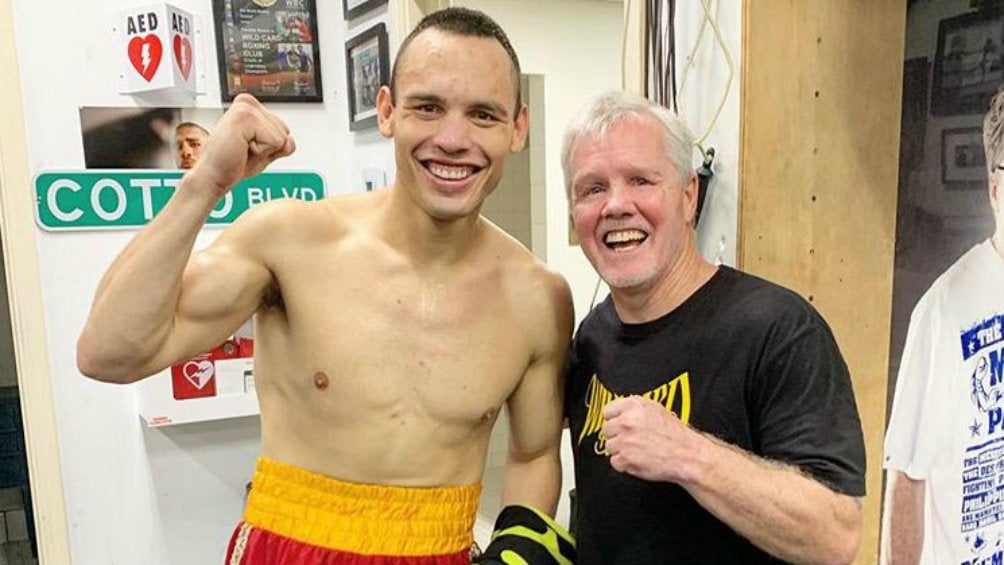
[243,457,482,556]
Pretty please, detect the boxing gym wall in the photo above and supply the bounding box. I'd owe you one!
[0,1,743,563]
[741,2,906,563]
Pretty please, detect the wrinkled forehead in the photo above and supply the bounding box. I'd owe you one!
[572,116,667,162]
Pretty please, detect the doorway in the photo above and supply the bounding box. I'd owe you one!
[0,222,37,565]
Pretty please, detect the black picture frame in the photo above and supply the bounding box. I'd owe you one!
[941,126,987,189]
[345,23,389,131]
[900,57,931,172]
[931,8,1004,116]
[212,0,323,103]
[343,0,388,20]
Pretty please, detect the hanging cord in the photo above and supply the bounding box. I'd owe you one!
[677,0,710,97]
[679,0,734,154]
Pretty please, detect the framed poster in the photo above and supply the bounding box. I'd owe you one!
[931,8,1004,116]
[900,58,930,172]
[345,23,389,131]
[941,126,987,189]
[212,0,323,102]
[343,0,388,20]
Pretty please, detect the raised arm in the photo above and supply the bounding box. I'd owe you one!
[77,95,294,383]
[500,270,574,515]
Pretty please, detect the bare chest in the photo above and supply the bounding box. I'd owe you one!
[258,255,533,425]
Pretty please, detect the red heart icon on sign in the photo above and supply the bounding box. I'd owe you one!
[182,359,214,390]
[128,35,163,82]
[173,34,192,80]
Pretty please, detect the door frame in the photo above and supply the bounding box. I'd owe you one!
[0,0,72,561]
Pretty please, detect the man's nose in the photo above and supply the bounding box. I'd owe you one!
[433,113,473,155]
[602,183,635,218]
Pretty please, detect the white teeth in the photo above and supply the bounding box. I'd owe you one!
[428,163,475,180]
[605,229,647,244]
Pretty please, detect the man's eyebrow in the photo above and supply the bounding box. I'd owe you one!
[402,93,445,105]
[403,93,510,119]
[571,171,603,187]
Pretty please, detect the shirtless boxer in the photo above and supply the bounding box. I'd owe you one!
[77,8,575,565]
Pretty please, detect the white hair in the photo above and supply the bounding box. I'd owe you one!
[561,90,695,199]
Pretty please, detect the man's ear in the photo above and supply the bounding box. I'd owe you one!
[510,104,529,153]
[376,86,394,138]
[682,172,699,226]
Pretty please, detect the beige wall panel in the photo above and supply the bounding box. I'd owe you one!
[741,2,906,562]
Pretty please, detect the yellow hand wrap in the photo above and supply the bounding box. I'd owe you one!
[475,505,576,565]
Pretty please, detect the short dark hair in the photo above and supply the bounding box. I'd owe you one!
[390,7,522,113]
[175,121,209,136]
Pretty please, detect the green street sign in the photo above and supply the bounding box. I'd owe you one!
[35,170,325,230]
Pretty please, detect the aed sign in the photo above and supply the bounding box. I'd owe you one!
[35,170,325,230]
[119,3,196,93]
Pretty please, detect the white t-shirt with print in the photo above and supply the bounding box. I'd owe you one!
[885,240,1004,565]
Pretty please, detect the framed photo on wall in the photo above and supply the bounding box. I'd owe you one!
[212,0,323,102]
[900,58,930,172]
[941,126,987,189]
[343,0,389,20]
[931,8,1004,116]
[345,23,389,131]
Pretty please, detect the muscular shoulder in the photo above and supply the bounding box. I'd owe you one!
[483,223,574,349]
[218,190,378,258]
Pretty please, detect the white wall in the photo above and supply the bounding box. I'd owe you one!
[11,0,392,562]
[675,0,742,269]
[458,0,742,534]
[9,0,740,560]
[463,0,741,323]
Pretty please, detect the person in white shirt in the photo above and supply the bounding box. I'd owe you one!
[882,86,1004,565]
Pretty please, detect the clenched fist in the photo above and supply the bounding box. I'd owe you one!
[188,93,296,199]
[601,395,706,484]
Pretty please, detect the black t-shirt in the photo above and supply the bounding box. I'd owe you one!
[565,267,866,565]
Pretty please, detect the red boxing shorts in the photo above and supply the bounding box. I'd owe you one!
[225,457,482,565]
